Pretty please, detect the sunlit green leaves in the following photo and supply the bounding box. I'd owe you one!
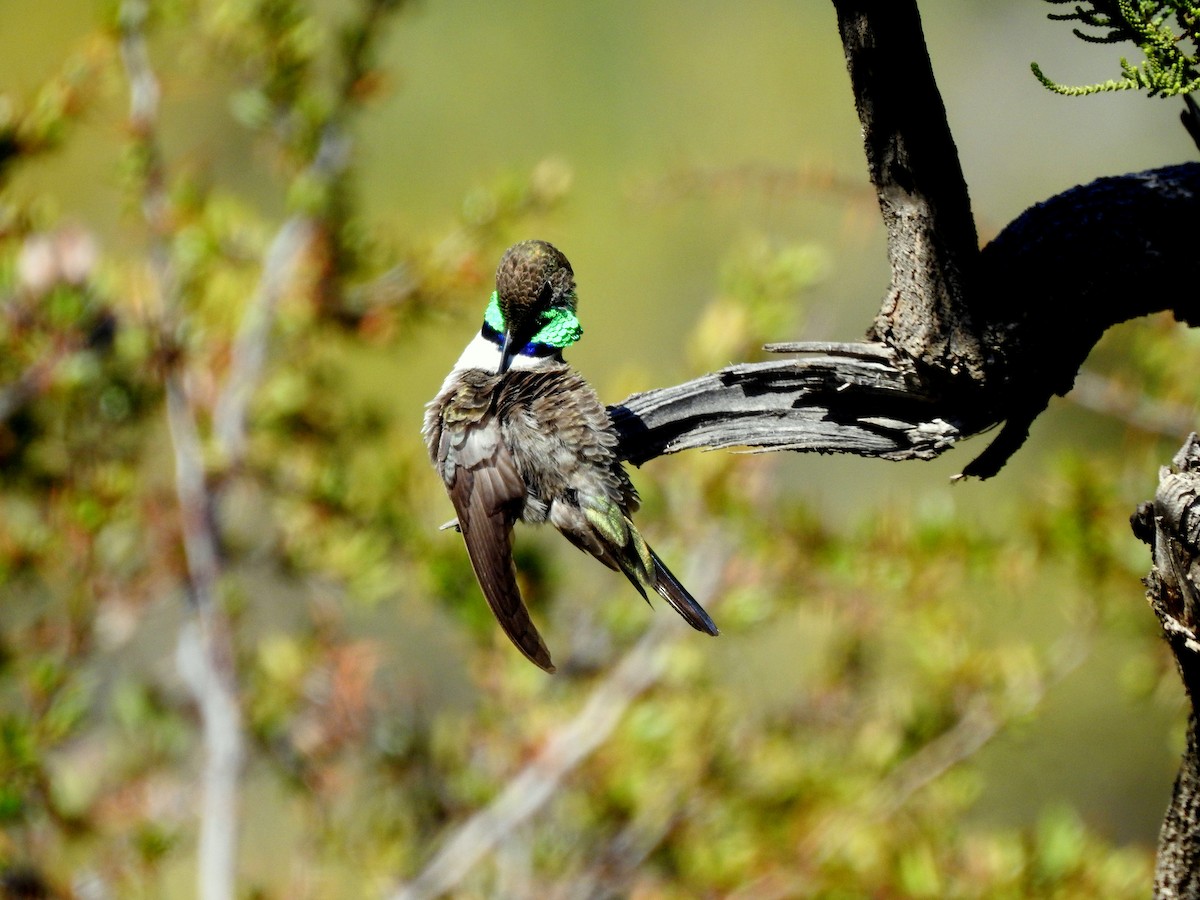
[1033,0,1200,97]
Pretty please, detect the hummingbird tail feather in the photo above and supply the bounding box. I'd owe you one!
[648,549,719,636]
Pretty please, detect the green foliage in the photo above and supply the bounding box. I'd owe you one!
[1032,0,1200,97]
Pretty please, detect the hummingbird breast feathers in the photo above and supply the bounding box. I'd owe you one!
[498,364,637,516]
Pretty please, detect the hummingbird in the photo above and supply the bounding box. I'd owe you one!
[423,240,719,672]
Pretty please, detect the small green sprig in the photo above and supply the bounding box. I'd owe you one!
[1032,0,1200,97]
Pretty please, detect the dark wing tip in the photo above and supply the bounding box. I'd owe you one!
[527,642,557,673]
[649,550,719,636]
[469,542,558,672]
[464,526,558,671]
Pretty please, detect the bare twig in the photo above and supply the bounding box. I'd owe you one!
[873,634,1091,819]
[829,635,1089,846]
[548,795,682,900]
[388,544,728,900]
[389,624,676,900]
[210,121,352,463]
[724,632,1093,900]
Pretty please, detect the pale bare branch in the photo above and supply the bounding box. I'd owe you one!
[119,4,244,898]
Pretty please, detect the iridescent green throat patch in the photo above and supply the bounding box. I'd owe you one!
[483,291,505,333]
[532,307,583,349]
[482,291,583,352]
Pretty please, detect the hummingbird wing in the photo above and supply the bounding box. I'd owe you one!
[435,402,555,673]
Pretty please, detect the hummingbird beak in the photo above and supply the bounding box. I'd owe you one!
[498,330,518,375]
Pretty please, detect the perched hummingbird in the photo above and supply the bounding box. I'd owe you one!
[423,240,719,672]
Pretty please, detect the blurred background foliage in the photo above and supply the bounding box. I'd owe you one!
[0,0,1195,896]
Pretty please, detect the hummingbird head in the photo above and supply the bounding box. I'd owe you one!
[488,240,582,374]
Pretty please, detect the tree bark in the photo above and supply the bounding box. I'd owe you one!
[834,0,983,379]
[1135,436,1200,899]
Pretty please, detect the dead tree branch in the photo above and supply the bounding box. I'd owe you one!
[611,342,962,466]
[614,163,1200,477]
[612,0,1200,483]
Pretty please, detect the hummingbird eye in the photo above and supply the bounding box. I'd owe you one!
[537,281,555,308]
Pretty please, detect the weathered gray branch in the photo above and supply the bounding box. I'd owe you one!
[611,342,964,466]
